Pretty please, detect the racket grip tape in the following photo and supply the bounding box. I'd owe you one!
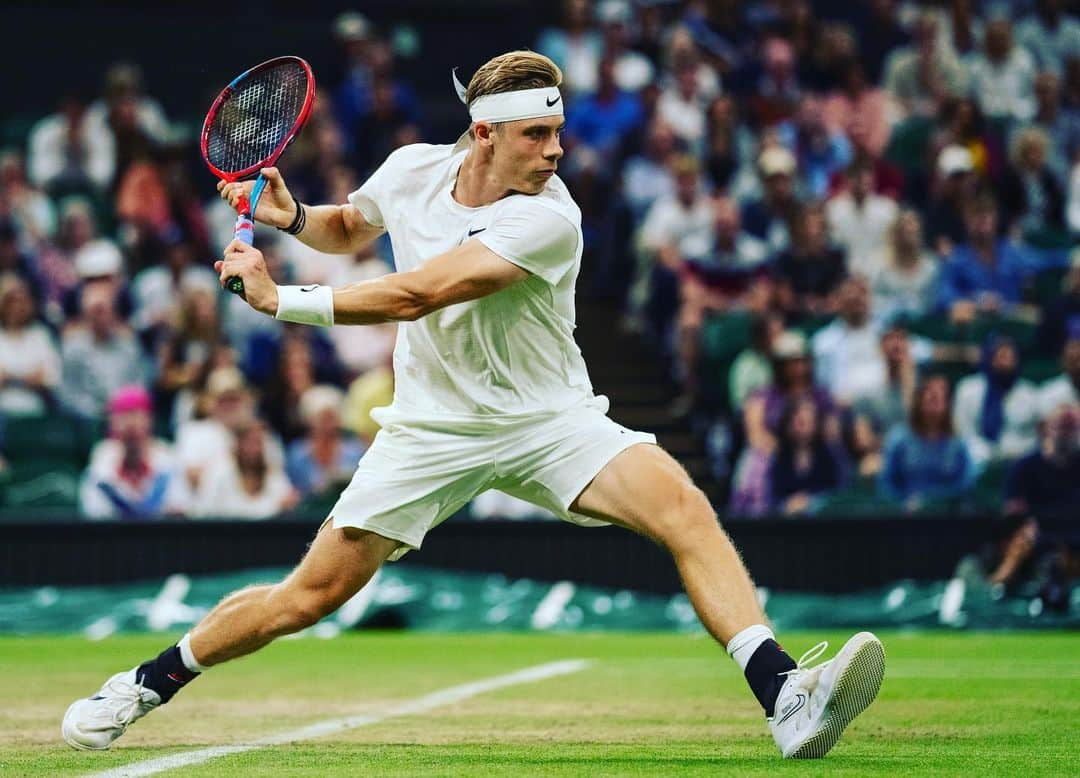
[227,195,257,297]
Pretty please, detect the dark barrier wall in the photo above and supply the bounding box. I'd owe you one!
[4,515,1068,592]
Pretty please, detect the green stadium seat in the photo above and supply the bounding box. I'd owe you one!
[1028,267,1069,307]
[1,414,102,466]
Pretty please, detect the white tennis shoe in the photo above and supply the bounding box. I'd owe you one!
[61,669,160,750]
[768,631,885,759]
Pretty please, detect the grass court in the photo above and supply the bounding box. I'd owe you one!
[2,631,1076,776]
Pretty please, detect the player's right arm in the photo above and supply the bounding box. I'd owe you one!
[218,167,384,254]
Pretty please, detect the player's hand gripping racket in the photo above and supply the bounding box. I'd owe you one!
[201,56,315,297]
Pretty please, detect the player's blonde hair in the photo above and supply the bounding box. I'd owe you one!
[465,50,563,107]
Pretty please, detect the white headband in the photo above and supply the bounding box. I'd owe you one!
[452,68,564,124]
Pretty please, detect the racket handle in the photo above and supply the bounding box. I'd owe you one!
[226,176,267,297]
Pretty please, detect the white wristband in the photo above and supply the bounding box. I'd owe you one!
[274,285,335,327]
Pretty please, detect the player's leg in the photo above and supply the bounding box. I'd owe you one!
[570,442,885,758]
[61,521,398,750]
[188,522,398,665]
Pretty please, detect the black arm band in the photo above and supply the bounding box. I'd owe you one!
[278,195,307,235]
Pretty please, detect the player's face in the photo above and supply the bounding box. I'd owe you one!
[493,116,565,195]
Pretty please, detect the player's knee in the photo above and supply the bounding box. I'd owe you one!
[655,482,717,552]
[270,584,346,634]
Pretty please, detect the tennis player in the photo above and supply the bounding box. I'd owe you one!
[63,51,884,759]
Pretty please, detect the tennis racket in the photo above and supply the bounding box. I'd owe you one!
[201,56,315,297]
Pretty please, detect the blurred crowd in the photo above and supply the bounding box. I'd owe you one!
[0,0,1078,591]
[538,0,1079,596]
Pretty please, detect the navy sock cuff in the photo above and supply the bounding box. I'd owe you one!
[136,645,199,704]
[744,639,797,717]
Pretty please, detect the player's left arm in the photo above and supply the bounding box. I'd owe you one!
[215,238,529,324]
[331,240,530,324]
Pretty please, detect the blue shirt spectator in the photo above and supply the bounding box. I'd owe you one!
[879,376,976,508]
[935,239,1037,312]
[934,196,1039,315]
[285,385,367,497]
[565,58,643,165]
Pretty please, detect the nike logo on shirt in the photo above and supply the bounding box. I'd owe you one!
[467,228,486,236]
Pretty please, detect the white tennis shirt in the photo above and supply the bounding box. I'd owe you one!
[347,143,602,432]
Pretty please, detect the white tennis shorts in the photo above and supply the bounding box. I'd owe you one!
[329,400,656,560]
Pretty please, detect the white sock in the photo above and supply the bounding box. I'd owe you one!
[726,624,775,673]
[177,633,209,674]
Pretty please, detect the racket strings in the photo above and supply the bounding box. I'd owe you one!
[206,63,309,175]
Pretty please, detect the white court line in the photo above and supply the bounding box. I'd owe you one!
[87,658,590,778]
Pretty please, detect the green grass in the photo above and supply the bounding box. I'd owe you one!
[0,632,1076,776]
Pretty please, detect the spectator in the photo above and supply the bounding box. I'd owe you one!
[991,402,1080,590]
[621,119,677,222]
[673,196,770,412]
[285,385,367,497]
[821,60,895,159]
[328,11,377,137]
[0,151,56,248]
[260,330,330,442]
[34,197,94,321]
[565,55,645,167]
[774,202,847,319]
[0,219,44,307]
[871,209,940,323]
[883,12,968,118]
[634,155,713,338]
[79,385,191,519]
[1038,333,1080,417]
[826,159,899,277]
[596,0,655,93]
[966,14,1038,123]
[776,95,852,200]
[656,57,708,153]
[1019,71,1080,184]
[194,418,298,519]
[83,63,170,181]
[174,366,283,493]
[770,398,848,515]
[853,319,919,440]
[879,375,975,510]
[746,36,801,128]
[1000,126,1067,240]
[812,277,891,406]
[925,144,977,256]
[131,235,219,336]
[535,0,603,97]
[1015,0,1080,78]
[703,96,755,193]
[63,236,133,323]
[732,330,838,515]
[59,280,147,419]
[741,147,799,256]
[1036,250,1080,357]
[0,273,60,416]
[729,311,785,413]
[155,284,232,430]
[953,335,1040,468]
[857,0,911,85]
[936,194,1037,324]
[742,330,837,456]
[27,91,115,195]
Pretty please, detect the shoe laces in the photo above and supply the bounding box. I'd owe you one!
[781,641,830,691]
[100,676,153,728]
